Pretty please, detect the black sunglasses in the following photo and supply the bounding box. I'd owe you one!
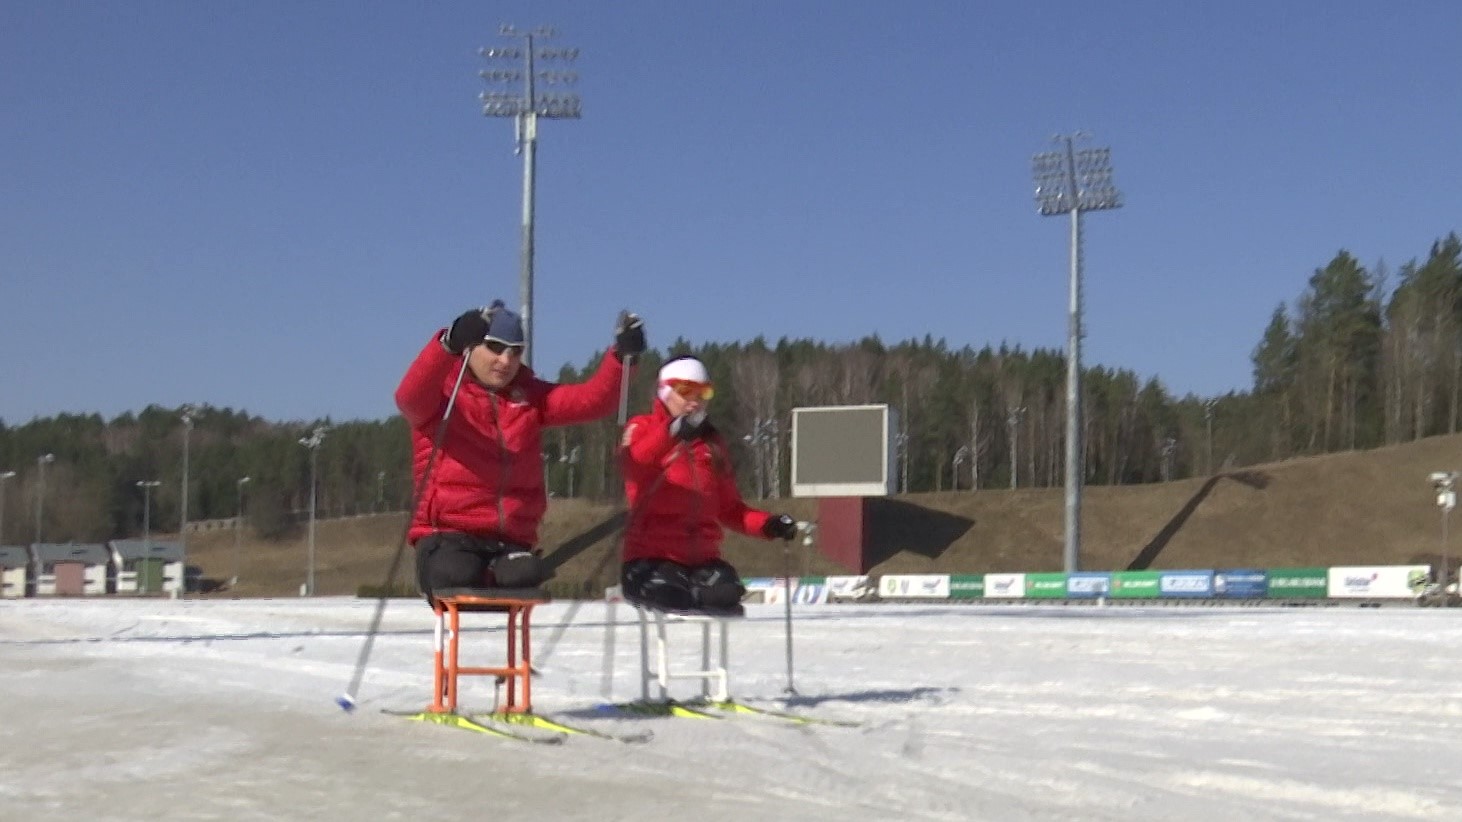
[482,340,525,356]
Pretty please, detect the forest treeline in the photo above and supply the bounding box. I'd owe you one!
[3,234,1460,544]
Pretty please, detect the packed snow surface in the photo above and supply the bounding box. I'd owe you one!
[3,598,1460,821]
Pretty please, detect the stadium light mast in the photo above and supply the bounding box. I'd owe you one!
[480,25,582,368]
[1033,132,1122,574]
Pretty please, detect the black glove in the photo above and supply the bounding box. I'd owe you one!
[669,409,708,441]
[614,311,646,362]
[442,308,490,355]
[762,514,798,540]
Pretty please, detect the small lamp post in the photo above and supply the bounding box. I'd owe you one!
[136,480,161,594]
[233,476,251,588]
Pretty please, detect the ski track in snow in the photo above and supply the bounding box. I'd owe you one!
[2,599,1460,821]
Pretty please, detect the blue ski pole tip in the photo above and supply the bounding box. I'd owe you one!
[335,694,357,713]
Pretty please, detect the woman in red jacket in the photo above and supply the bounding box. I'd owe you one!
[395,301,644,600]
[619,356,798,614]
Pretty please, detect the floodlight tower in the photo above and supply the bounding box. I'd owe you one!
[480,25,582,368]
[1033,133,1122,573]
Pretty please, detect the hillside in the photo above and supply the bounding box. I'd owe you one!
[183,432,1462,598]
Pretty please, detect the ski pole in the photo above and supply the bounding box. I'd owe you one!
[537,340,637,670]
[336,354,472,712]
[783,520,814,696]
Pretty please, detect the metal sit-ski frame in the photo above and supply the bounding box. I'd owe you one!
[427,587,550,714]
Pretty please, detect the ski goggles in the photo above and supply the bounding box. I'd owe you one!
[482,339,526,356]
[663,379,715,401]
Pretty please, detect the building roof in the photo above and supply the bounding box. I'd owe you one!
[32,543,111,564]
[0,545,30,567]
[108,539,184,562]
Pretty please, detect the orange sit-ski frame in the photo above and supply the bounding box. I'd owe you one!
[429,594,544,714]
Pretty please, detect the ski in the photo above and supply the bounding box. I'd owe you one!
[593,700,725,720]
[475,711,654,744]
[592,699,856,727]
[384,709,566,744]
[703,700,860,727]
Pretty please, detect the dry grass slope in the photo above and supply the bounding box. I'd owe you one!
[183,432,1462,598]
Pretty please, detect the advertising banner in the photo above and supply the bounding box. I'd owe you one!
[744,577,790,604]
[1025,573,1068,599]
[1267,568,1327,598]
[1327,565,1430,599]
[878,574,950,599]
[1159,570,1214,598]
[948,575,985,600]
[1066,572,1111,598]
[1109,571,1161,598]
[792,576,829,604]
[984,573,1026,599]
[1213,569,1268,598]
[825,575,874,601]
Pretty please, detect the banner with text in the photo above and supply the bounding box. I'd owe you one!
[1327,565,1430,599]
[984,573,1026,599]
[878,574,950,599]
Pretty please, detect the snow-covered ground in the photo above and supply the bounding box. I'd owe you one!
[2,598,1460,821]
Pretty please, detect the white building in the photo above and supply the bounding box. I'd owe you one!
[107,539,184,595]
[31,543,111,596]
[0,545,30,598]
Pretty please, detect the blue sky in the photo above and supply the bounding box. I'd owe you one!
[4,1,1460,424]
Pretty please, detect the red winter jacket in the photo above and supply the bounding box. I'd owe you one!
[395,334,626,548]
[619,400,774,566]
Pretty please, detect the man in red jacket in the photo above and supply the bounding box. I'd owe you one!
[396,301,645,599]
[619,355,798,614]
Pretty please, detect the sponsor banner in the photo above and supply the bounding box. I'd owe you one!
[1327,565,1431,599]
[1067,572,1111,598]
[1159,571,1214,598]
[745,576,792,605]
[825,575,874,601]
[1109,571,1161,599]
[1266,568,1328,598]
[794,576,829,605]
[1025,573,1067,599]
[878,574,950,599]
[984,573,1026,599]
[1213,569,1268,598]
[948,574,985,600]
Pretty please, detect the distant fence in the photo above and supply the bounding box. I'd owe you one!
[184,510,407,533]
